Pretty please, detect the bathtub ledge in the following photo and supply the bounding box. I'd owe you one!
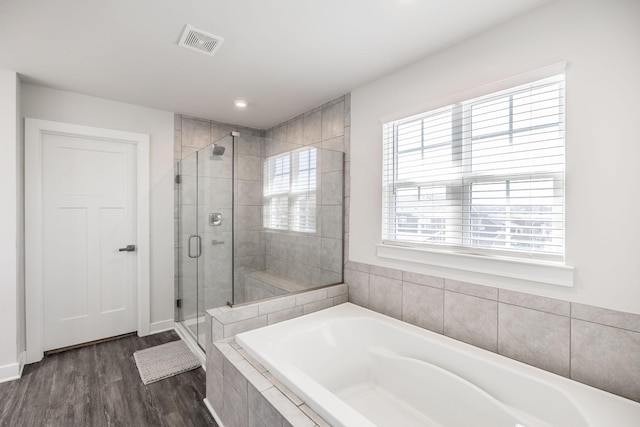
[206,337,329,427]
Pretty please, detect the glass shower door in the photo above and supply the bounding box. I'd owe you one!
[177,135,235,349]
[197,135,234,345]
[177,149,200,342]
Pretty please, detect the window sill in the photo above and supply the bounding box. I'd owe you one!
[376,244,574,287]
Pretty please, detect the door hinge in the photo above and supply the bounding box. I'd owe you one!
[175,174,181,184]
[176,298,182,308]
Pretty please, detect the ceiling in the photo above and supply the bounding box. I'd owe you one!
[0,0,554,129]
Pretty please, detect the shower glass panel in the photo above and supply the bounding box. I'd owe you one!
[233,138,344,305]
[176,135,234,349]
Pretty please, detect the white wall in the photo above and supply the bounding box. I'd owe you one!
[350,0,640,314]
[21,84,176,329]
[16,75,25,361]
[0,70,20,377]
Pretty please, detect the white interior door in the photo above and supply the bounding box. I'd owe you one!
[41,133,137,351]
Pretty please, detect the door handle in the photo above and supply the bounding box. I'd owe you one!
[118,244,136,252]
[188,235,202,258]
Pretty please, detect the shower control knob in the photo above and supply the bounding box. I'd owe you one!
[209,212,223,226]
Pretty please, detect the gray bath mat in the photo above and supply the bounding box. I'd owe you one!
[133,340,201,385]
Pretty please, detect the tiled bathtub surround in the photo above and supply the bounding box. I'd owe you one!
[206,284,348,342]
[207,339,330,427]
[344,261,640,402]
[205,284,347,426]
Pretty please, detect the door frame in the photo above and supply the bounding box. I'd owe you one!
[25,118,150,363]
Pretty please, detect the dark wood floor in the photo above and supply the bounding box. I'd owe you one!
[0,331,217,427]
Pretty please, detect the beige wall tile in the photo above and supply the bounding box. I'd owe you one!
[182,117,211,148]
[571,319,640,402]
[238,154,262,181]
[222,376,248,427]
[248,385,282,427]
[370,265,403,280]
[498,303,570,376]
[236,179,262,206]
[572,303,640,333]
[263,387,315,427]
[402,282,444,333]
[206,361,224,413]
[402,271,444,289]
[295,288,328,305]
[223,357,249,400]
[321,205,342,239]
[445,279,498,300]
[303,298,333,315]
[267,306,304,325]
[272,124,287,143]
[344,260,369,273]
[303,110,322,145]
[499,289,570,316]
[320,171,343,205]
[321,101,345,140]
[369,274,402,319]
[211,122,236,143]
[444,291,498,352]
[286,115,303,144]
[345,268,369,307]
[322,135,344,152]
[237,132,262,157]
[321,237,342,274]
[327,283,348,298]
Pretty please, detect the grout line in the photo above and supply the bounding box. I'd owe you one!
[569,303,572,378]
[442,288,446,335]
[570,317,640,335]
[445,287,497,302]
[496,301,500,354]
[498,300,570,318]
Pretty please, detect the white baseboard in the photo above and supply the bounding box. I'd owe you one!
[203,398,225,427]
[147,319,175,334]
[0,354,23,384]
[18,350,26,377]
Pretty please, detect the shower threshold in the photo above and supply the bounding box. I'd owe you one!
[174,317,206,368]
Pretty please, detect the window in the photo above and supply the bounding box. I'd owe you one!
[264,147,317,233]
[383,74,565,260]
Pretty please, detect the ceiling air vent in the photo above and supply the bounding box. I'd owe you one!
[178,25,224,56]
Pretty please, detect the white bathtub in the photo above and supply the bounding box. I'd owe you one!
[236,303,640,427]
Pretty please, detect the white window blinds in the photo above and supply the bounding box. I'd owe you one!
[382,74,565,260]
[264,147,317,233]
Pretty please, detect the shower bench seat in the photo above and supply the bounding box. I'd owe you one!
[243,270,316,302]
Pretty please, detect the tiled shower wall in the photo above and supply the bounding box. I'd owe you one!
[174,103,347,309]
[261,96,348,289]
[232,129,267,304]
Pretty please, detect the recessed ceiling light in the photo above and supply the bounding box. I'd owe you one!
[234,99,248,108]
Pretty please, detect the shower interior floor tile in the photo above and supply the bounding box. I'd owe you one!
[0,330,217,427]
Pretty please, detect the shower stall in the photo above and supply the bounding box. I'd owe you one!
[174,131,344,350]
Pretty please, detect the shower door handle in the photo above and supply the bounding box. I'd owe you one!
[188,235,202,258]
[118,244,136,252]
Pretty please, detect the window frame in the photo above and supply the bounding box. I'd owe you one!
[263,147,317,234]
[382,74,566,263]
